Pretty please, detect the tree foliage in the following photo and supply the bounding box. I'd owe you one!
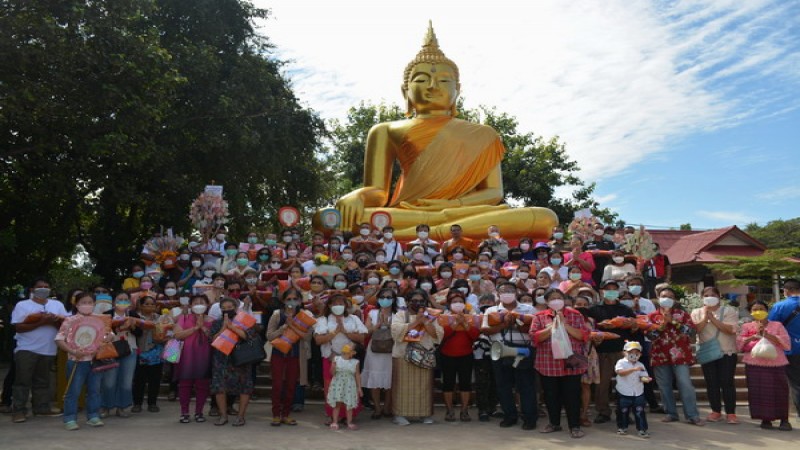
[717,248,800,288]
[325,100,617,226]
[1,0,325,289]
[744,218,800,249]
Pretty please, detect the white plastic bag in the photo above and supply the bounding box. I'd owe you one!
[551,315,574,360]
[751,336,777,360]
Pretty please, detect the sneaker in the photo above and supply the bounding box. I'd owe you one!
[617,428,628,435]
[86,417,104,427]
[778,420,793,431]
[99,408,108,418]
[688,417,706,426]
[393,416,410,426]
[499,418,518,428]
[422,416,434,424]
[12,412,26,423]
[706,412,723,422]
[726,414,739,424]
[64,421,79,431]
[638,430,650,438]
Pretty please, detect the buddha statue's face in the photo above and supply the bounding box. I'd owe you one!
[405,62,459,115]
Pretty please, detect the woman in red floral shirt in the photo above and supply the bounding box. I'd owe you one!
[646,287,704,426]
[530,288,591,439]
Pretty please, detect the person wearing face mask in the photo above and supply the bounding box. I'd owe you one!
[472,293,500,422]
[480,283,537,431]
[390,290,442,426]
[450,279,481,313]
[440,291,480,422]
[646,287,703,426]
[369,249,390,272]
[643,243,671,299]
[209,298,258,427]
[768,279,800,421]
[582,224,614,287]
[737,300,792,431]
[100,293,140,419]
[466,264,494,298]
[690,286,740,424]
[614,341,651,437]
[559,266,593,299]
[326,236,343,260]
[172,295,214,423]
[314,294,368,424]
[122,264,146,293]
[587,280,636,424]
[404,224,439,264]
[218,243,239,274]
[178,254,206,292]
[621,276,660,413]
[200,227,227,269]
[531,242,552,273]
[9,278,67,423]
[548,227,569,254]
[252,248,273,273]
[602,250,636,286]
[440,224,478,261]
[573,296,600,427]
[283,243,303,271]
[266,289,312,426]
[531,287,548,312]
[564,237,596,287]
[226,251,255,279]
[362,288,398,420]
[131,274,158,306]
[540,251,568,288]
[55,292,105,430]
[435,262,456,291]
[478,225,509,263]
[131,296,165,414]
[477,253,499,279]
[530,289,591,438]
[239,232,263,259]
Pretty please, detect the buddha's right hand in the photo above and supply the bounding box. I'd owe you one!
[336,191,365,230]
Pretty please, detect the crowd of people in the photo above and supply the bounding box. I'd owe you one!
[3,221,800,440]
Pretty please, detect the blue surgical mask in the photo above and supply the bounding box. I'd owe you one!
[620,299,635,309]
[378,298,393,308]
[468,274,481,282]
[389,267,401,275]
[628,285,643,296]
[95,293,112,302]
[603,290,619,301]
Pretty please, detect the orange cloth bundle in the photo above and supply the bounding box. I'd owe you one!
[487,311,533,326]
[414,265,434,277]
[278,277,310,293]
[597,316,636,329]
[211,329,240,355]
[453,263,470,279]
[499,264,519,279]
[270,311,316,355]
[231,311,256,330]
[590,331,621,341]
[635,315,662,332]
[437,314,482,330]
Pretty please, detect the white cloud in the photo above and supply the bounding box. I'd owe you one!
[257,0,800,181]
[697,210,756,224]
[757,186,800,202]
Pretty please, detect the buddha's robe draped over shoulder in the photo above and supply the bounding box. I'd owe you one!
[388,117,504,207]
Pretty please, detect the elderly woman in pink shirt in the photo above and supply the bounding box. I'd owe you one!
[737,300,792,431]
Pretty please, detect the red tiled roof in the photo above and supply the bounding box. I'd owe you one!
[649,226,766,266]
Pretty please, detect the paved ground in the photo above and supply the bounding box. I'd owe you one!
[0,401,796,450]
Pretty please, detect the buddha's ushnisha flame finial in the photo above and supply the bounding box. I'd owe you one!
[403,20,460,87]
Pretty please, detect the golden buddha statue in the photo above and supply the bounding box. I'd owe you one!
[315,22,558,242]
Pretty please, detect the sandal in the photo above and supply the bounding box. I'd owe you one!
[324,416,334,426]
[271,417,281,427]
[281,417,297,426]
[330,423,339,430]
[180,415,190,424]
[194,413,206,423]
[460,410,471,422]
[580,417,592,427]
[214,417,228,426]
[347,423,359,430]
[570,428,585,439]
[232,417,246,427]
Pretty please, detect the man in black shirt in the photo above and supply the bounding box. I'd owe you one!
[583,224,616,287]
[588,280,636,423]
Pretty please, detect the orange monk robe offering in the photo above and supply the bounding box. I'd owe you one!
[211,311,258,355]
[487,310,534,327]
[270,310,317,355]
[597,316,638,329]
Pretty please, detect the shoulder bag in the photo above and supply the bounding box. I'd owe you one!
[696,306,724,365]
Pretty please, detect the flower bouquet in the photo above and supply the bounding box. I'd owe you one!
[622,226,657,272]
[144,228,185,269]
[567,216,598,242]
[189,190,230,245]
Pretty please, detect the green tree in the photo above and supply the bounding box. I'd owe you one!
[744,218,800,249]
[717,248,800,288]
[324,101,616,226]
[680,223,693,230]
[1,0,325,289]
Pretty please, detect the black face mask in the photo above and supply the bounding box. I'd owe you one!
[479,305,492,313]
[408,301,425,313]
[575,307,590,319]
[225,310,236,319]
[404,271,415,278]
[357,259,369,268]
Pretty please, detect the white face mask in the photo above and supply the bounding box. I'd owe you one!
[420,282,433,291]
[287,250,298,257]
[535,295,546,305]
[440,271,453,279]
[452,253,464,260]
[246,278,258,285]
[659,298,675,309]
[613,256,625,264]
[517,272,530,280]
[367,277,380,286]
[216,233,226,241]
[360,228,370,236]
[376,255,386,263]
[283,236,293,243]
[548,299,565,311]
[191,260,202,268]
[520,243,530,251]
[489,232,500,239]
[204,270,215,278]
[499,293,516,304]
[417,231,429,239]
[413,253,424,261]
[457,287,469,294]
[384,232,393,240]
[341,253,353,261]
[449,302,465,313]
[478,261,490,269]
[593,229,604,236]
[164,288,177,297]
[702,296,720,307]
[331,305,345,316]
[353,295,365,305]
[191,304,207,314]
[270,262,282,269]
[180,254,191,261]
[334,281,347,290]
[179,297,190,306]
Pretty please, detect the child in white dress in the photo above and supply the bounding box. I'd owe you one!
[327,344,362,430]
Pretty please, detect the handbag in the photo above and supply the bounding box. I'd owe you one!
[370,325,394,353]
[404,342,437,369]
[231,336,266,367]
[95,339,132,360]
[161,338,184,364]
[696,307,725,365]
[565,352,589,371]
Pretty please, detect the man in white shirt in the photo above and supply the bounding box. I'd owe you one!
[10,278,68,422]
[405,224,439,264]
[381,226,404,262]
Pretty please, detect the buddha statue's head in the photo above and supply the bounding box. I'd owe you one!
[402,21,461,117]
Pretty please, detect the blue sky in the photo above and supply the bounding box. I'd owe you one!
[255,0,800,230]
